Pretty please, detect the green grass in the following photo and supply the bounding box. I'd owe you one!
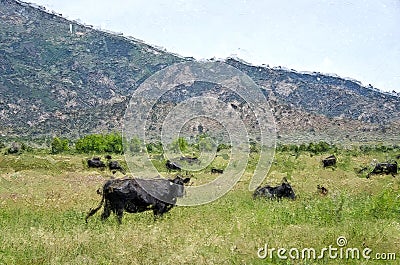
[0,150,399,264]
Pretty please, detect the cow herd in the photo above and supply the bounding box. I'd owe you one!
[85,154,398,224]
[87,155,125,174]
[321,155,398,178]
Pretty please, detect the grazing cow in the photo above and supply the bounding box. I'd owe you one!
[322,155,336,168]
[367,160,397,178]
[253,178,296,200]
[166,160,181,172]
[87,157,106,169]
[108,161,125,174]
[211,168,224,174]
[105,155,125,174]
[85,175,190,224]
[317,185,328,195]
[180,156,200,165]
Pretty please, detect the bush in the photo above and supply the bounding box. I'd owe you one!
[276,141,337,155]
[146,141,163,154]
[51,137,70,154]
[169,137,189,153]
[217,143,231,152]
[75,133,123,154]
[129,136,143,154]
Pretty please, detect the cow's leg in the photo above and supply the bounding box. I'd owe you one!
[153,202,168,219]
[111,201,124,224]
[116,207,124,224]
[101,200,111,221]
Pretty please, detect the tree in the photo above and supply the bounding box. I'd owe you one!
[170,137,189,153]
[146,141,163,154]
[129,136,143,153]
[75,133,123,154]
[51,137,69,154]
[104,133,123,154]
[197,134,216,152]
[7,142,22,154]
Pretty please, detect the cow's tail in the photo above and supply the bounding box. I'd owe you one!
[85,193,105,223]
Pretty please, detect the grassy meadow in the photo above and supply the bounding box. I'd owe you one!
[0,146,399,264]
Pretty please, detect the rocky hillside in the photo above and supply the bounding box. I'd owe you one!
[0,0,183,139]
[0,0,399,144]
[224,58,400,143]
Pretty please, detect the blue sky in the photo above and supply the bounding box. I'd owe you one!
[30,0,400,92]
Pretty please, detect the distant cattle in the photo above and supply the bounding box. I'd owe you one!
[322,155,336,168]
[367,160,397,178]
[108,161,125,174]
[211,168,224,174]
[166,160,182,172]
[317,185,328,195]
[253,178,296,200]
[85,175,190,224]
[180,156,200,165]
[105,155,125,174]
[87,157,106,169]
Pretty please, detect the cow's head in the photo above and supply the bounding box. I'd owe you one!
[168,175,190,198]
[278,178,296,199]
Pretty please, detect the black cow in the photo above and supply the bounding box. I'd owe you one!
[180,156,200,165]
[105,155,125,174]
[85,175,190,224]
[253,178,296,200]
[322,155,336,168]
[367,160,397,178]
[87,157,106,169]
[166,160,182,172]
[211,168,224,174]
[108,161,125,174]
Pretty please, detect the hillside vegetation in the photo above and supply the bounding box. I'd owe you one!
[1,0,399,144]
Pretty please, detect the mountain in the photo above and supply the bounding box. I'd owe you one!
[224,58,400,143]
[1,0,399,144]
[0,0,184,139]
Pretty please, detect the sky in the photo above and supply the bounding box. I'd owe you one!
[30,0,400,92]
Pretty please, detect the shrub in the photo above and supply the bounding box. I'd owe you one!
[7,142,22,154]
[129,136,143,154]
[75,133,123,154]
[170,137,189,153]
[146,141,163,154]
[51,137,70,154]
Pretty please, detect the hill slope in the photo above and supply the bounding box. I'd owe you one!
[225,58,400,143]
[0,0,399,143]
[0,0,183,138]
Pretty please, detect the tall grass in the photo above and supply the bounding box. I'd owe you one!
[0,150,399,264]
